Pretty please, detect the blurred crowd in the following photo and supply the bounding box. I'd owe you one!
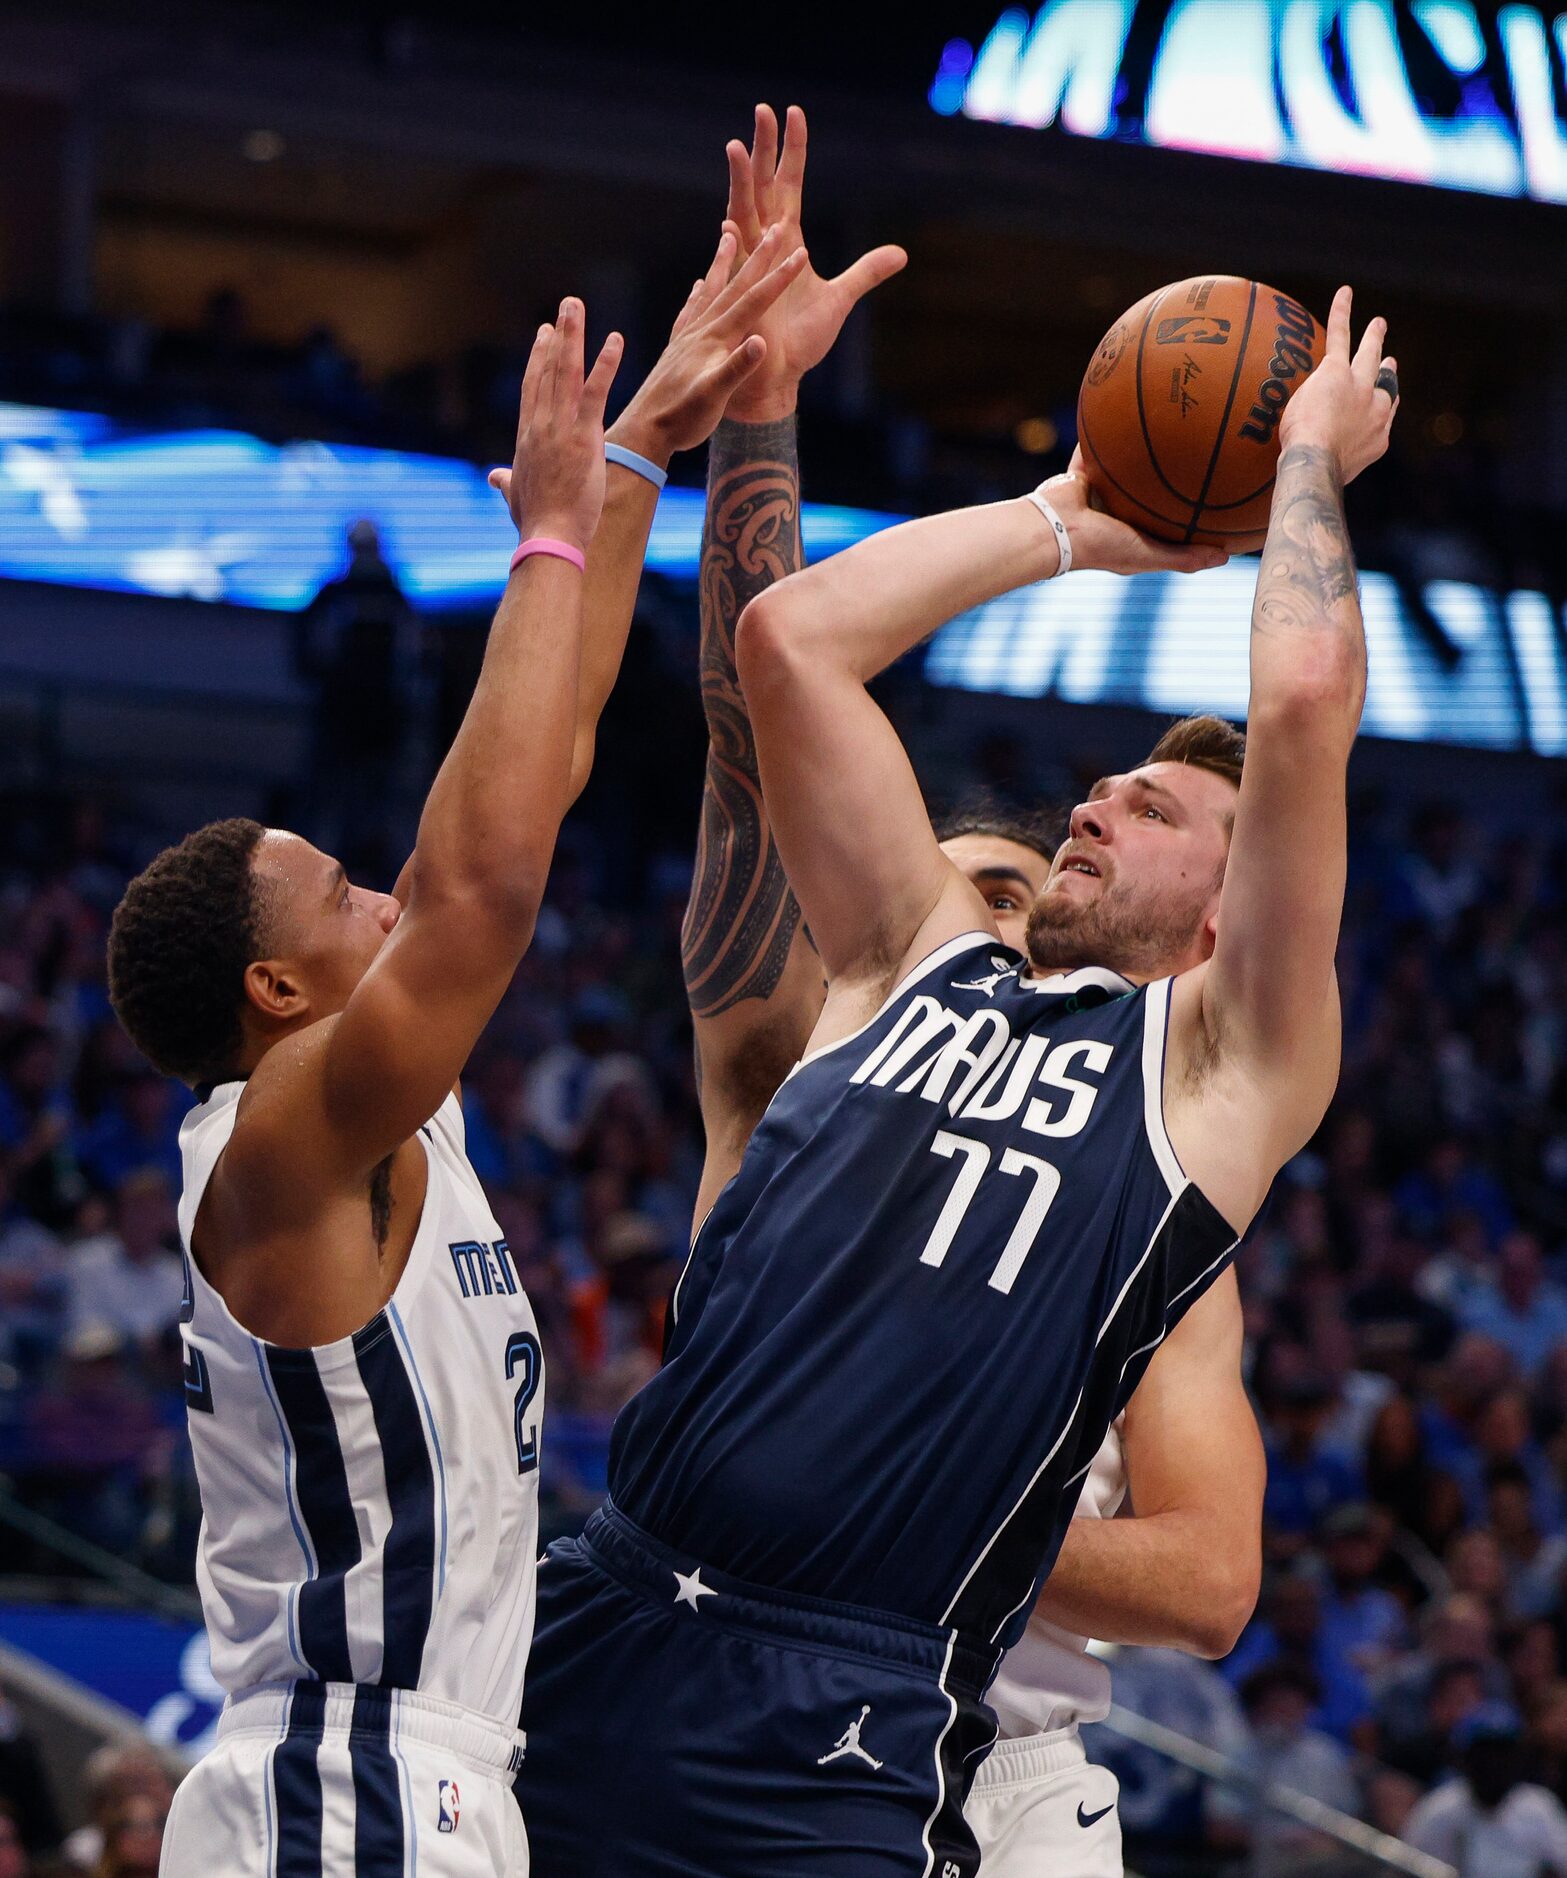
[1,744,1566,1874]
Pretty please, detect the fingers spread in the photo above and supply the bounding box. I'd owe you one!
[726,140,761,247]
[832,244,908,306]
[751,104,780,222]
[710,222,782,319]
[1326,285,1353,361]
[701,335,768,401]
[777,104,808,214]
[520,321,553,432]
[1352,314,1387,385]
[553,298,584,422]
[722,242,807,331]
[582,330,624,422]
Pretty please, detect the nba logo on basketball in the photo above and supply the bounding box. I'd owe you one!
[437,1779,460,1833]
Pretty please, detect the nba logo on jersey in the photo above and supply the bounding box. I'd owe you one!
[437,1778,460,1833]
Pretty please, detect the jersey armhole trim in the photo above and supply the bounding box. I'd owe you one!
[1141,977,1188,1198]
[791,931,1000,1076]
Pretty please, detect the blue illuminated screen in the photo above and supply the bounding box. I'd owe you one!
[930,0,1567,207]
[0,400,1561,756]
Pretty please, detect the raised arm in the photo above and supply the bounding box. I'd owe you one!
[1031,1269,1263,1657]
[1177,289,1397,1206]
[681,105,908,1213]
[484,225,808,807]
[237,304,620,1192]
[736,474,1224,1032]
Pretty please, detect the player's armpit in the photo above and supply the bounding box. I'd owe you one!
[1032,1270,1262,1657]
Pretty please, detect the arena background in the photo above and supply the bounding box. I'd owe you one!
[0,2,1565,1873]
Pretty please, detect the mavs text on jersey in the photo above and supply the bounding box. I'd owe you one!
[517,932,1238,1877]
[163,1084,541,1877]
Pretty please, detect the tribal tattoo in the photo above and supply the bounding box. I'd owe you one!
[1253,444,1364,648]
[682,416,805,1020]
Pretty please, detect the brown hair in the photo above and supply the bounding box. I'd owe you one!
[1143,714,1245,789]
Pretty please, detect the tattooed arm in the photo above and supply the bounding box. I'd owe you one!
[1169,287,1397,1222]
[681,105,907,1223]
[683,417,825,1217]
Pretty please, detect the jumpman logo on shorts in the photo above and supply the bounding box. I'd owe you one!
[817,1706,883,1769]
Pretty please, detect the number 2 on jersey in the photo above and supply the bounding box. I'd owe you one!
[920,1130,1061,1294]
[504,1331,542,1473]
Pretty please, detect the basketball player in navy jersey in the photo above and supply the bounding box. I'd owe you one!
[668,105,1264,1878]
[105,236,807,1877]
[518,233,1396,1871]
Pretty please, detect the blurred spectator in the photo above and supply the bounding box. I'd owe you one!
[295,519,417,873]
[1373,1594,1511,1779]
[1403,1706,1567,1877]
[57,1744,173,1875]
[1224,1568,1372,1746]
[1231,1663,1358,1875]
[73,1073,187,1196]
[65,1172,184,1353]
[1490,1463,1567,1622]
[1456,1233,1567,1379]
[23,1324,163,1554]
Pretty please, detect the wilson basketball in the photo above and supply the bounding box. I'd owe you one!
[1076,276,1325,553]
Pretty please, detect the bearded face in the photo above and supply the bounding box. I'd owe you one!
[1024,764,1234,980]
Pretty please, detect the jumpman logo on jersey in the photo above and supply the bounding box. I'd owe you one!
[817,1706,883,1769]
[951,959,1018,998]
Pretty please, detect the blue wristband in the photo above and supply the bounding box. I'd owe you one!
[605,442,668,490]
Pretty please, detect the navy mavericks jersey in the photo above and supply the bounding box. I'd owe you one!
[610,932,1238,1651]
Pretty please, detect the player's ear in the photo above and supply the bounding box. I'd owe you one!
[1201,905,1221,959]
[244,957,309,1024]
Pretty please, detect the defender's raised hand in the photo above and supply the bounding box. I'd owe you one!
[609,222,809,466]
[1279,286,1398,485]
[723,103,907,421]
[493,298,623,552]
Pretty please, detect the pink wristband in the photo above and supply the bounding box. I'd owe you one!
[511,536,586,574]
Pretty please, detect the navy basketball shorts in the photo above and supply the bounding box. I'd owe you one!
[516,1504,1000,1877]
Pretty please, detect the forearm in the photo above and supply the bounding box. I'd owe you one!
[568,450,661,803]
[410,558,582,906]
[752,496,1059,682]
[682,414,805,1021]
[1249,442,1367,737]
[1035,1512,1255,1659]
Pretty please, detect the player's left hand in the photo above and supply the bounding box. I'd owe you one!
[1043,454,1230,577]
[1278,285,1399,485]
[721,104,907,422]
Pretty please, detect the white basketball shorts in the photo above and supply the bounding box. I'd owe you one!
[966,1726,1123,1878]
[159,1681,529,1877]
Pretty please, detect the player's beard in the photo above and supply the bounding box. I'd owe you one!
[1025,872,1211,980]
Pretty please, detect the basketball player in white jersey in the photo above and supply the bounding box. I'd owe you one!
[673,104,1264,1876]
[105,235,807,1877]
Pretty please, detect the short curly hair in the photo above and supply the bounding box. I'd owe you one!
[108,818,272,1085]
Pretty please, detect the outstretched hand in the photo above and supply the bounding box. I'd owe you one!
[610,222,809,464]
[490,298,622,553]
[722,103,907,422]
[1279,285,1398,485]
[1045,454,1229,577]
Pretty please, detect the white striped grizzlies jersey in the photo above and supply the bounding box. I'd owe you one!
[176,1083,545,1727]
[987,1420,1126,1737]
[610,933,1238,1653]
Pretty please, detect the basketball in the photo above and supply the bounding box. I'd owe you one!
[1076,276,1325,553]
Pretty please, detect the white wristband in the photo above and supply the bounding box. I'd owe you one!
[1024,485,1073,578]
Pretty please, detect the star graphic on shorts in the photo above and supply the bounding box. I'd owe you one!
[673,1567,717,1612]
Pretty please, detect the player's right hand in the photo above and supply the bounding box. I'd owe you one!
[1278,286,1398,486]
[1042,457,1229,578]
[721,104,907,422]
[607,222,809,465]
[491,298,623,554]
